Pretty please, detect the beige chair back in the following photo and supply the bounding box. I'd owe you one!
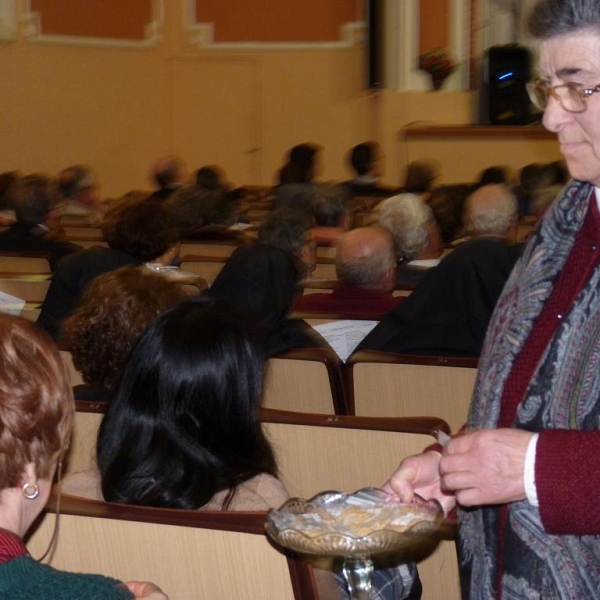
[0,275,51,303]
[347,350,478,433]
[27,496,315,600]
[262,409,459,600]
[263,348,348,414]
[59,350,85,388]
[0,253,53,273]
[64,404,460,600]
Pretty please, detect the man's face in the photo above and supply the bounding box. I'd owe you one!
[540,30,600,186]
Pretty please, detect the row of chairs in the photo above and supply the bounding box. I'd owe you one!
[263,347,477,433]
[60,346,477,434]
[25,402,460,600]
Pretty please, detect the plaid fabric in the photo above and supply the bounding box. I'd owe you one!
[335,563,421,600]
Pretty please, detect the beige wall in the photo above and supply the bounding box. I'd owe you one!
[0,2,562,196]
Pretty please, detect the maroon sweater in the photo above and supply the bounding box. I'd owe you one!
[295,284,404,318]
[496,195,600,592]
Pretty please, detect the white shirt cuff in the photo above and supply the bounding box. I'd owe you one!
[524,432,540,507]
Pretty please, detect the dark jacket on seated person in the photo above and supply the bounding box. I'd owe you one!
[0,222,82,263]
[355,237,523,357]
[36,246,139,341]
[208,243,328,356]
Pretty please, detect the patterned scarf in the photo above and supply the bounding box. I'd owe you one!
[458,180,600,599]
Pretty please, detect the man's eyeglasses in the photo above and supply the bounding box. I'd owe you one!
[527,78,600,113]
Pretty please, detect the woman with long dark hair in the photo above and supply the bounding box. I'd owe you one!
[65,297,284,510]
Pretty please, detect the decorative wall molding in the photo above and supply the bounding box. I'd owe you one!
[183,0,365,51]
[388,0,471,91]
[0,0,16,42]
[17,0,164,48]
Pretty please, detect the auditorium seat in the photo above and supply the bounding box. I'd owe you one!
[346,350,478,433]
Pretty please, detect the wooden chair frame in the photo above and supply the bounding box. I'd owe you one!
[265,347,349,414]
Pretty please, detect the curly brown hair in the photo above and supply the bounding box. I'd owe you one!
[0,314,73,490]
[63,266,186,393]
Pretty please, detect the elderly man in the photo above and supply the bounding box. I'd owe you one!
[383,1,600,597]
[295,226,403,318]
[0,173,82,263]
[378,193,445,286]
[357,184,521,357]
[454,183,518,244]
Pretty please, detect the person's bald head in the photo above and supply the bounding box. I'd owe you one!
[464,184,517,239]
[335,226,397,291]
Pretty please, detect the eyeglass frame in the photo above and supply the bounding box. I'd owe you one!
[527,78,600,113]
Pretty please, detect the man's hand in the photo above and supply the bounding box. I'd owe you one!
[440,428,533,506]
[382,451,456,515]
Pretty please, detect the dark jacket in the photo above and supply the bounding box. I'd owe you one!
[37,246,139,341]
[208,243,327,356]
[356,237,523,357]
[0,223,82,264]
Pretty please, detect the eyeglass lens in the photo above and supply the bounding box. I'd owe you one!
[528,82,585,112]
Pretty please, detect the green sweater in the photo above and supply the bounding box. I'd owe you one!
[0,555,133,599]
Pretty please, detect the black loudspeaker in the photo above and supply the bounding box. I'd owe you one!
[481,44,535,125]
[367,0,384,89]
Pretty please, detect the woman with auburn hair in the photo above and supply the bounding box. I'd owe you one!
[0,314,166,599]
[62,265,186,401]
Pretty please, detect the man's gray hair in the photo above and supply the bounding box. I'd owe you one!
[464,184,517,237]
[528,0,600,39]
[378,194,432,260]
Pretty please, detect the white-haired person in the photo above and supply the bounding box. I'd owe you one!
[384,0,600,597]
[378,193,444,287]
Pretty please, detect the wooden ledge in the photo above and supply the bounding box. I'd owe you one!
[402,124,556,140]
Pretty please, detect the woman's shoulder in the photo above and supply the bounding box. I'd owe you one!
[0,556,131,599]
[60,468,103,501]
[206,474,289,511]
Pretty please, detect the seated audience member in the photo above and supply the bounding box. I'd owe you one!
[475,164,511,188]
[356,185,522,358]
[37,200,180,341]
[309,184,354,245]
[426,184,471,245]
[62,266,186,402]
[258,207,317,278]
[295,226,404,318]
[0,174,82,262]
[195,165,223,191]
[0,314,167,600]
[343,142,398,198]
[512,163,548,217]
[0,171,20,225]
[58,164,104,223]
[401,159,441,197]
[208,206,322,357]
[165,185,254,243]
[378,194,444,286]
[276,143,320,185]
[148,155,189,201]
[527,161,569,218]
[62,299,420,600]
[273,182,316,215]
[453,183,518,246]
